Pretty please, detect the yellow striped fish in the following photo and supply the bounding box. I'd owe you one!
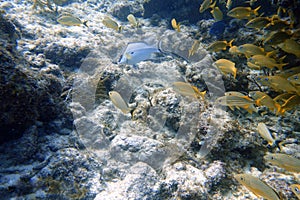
[234,174,280,200]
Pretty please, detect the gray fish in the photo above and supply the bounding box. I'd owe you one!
[118,41,161,65]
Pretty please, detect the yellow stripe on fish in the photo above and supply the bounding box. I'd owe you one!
[248,55,288,70]
[277,66,300,78]
[256,76,299,94]
[277,39,300,58]
[247,61,261,70]
[273,93,294,105]
[265,18,292,31]
[264,153,300,173]
[173,82,206,100]
[227,6,261,19]
[263,30,291,46]
[237,44,265,58]
[288,72,300,85]
[207,39,234,52]
[216,95,255,112]
[225,92,257,113]
[278,94,300,115]
[249,91,281,113]
[234,174,280,200]
[245,17,272,29]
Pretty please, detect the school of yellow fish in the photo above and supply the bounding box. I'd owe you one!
[32,0,300,198]
[197,0,300,199]
[201,0,300,116]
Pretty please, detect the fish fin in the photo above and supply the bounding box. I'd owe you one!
[241,105,250,110]
[83,21,88,27]
[271,14,279,21]
[118,26,122,32]
[265,50,276,57]
[240,96,252,101]
[177,23,181,32]
[125,53,132,60]
[244,107,253,114]
[158,38,189,63]
[188,49,192,58]
[274,139,282,150]
[255,96,266,106]
[229,106,235,111]
[277,63,288,71]
[274,103,282,115]
[278,55,287,63]
[157,38,165,53]
[233,67,237,79]
[253,6,261,16]
[198,90,206,100]
[228,39,234,47]
[210,1,216,9]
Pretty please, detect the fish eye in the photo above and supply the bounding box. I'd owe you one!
[240,177,244,181]
[294,76,299,80]
[295,187,299,192]
[130,52,134,54]
[257,77,261,81]
[264,78,269,81]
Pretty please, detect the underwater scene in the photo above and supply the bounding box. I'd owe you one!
[0,0,300,199]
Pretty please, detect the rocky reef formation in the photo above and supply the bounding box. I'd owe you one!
[0,13,68,144]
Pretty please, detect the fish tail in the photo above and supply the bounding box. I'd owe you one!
[210,1,216,9]
[278,55,287,63]
[275,103,282,115]
[158,37,189,62]
[277,63,288,71]
[253,6,261,16]
[177,23,181,32]
[245,107,253,114]
[198,90,206,100]
[228,39,234,47]
[255,96,266,106]
[118,26,122,32]
[83,21,88,27]
[233,67,237,79]
[265,50,276,57]
[158,38,164,53]
[229,106,235,111]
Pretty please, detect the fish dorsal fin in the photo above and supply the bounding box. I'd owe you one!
[125,41,156,52]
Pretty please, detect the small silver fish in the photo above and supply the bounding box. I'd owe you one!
[118,41,161,65]
[234,174,280,200]
[109,91,131,114]
[257,122,276,146]
[57,14,88,27]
